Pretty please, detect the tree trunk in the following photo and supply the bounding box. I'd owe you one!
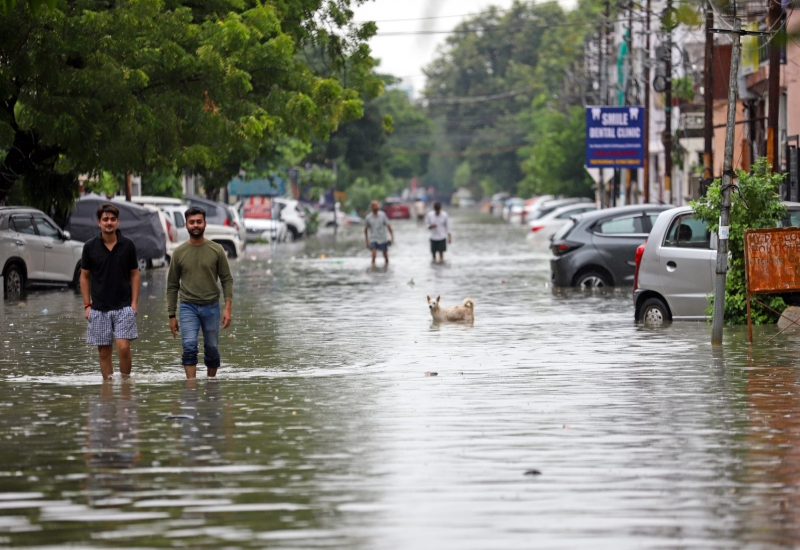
[0,129,60,203]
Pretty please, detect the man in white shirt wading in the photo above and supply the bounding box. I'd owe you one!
[364,200,395,267]
[426,202,451,263]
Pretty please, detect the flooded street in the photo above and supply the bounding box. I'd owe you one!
[2,210,800,548]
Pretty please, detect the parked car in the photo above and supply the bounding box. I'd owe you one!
[160,205,245,259]
[527,197,593,223]
[527,203,597,244]
[241,197,287,243]
[521,195,554,222]
[1,207,86,296]
[632,202,800,324]
[549,204,674,288]
[273,198,306,240]
[503,197,526,223]
[65,196,167,271]
[184,194,247,243]
[489,192,510,215]
[382,198,411,219]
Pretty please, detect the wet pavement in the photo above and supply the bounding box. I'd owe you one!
[2,210,800,548]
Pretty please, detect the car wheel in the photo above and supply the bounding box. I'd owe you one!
[640,297,671,325]
[137,257,147,273]
[220,242,236,258]
[4,264,24,296]
[575,271,610,289]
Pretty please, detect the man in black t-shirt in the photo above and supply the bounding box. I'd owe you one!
[79,203,140,380]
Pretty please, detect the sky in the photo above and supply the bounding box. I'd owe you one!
[352,0,522,97]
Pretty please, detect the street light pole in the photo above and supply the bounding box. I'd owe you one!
[711,17,742,345]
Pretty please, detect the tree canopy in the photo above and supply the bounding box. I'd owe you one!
[0,0,379,216]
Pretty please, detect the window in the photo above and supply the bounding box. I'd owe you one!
[646,213,662,229]
[596,215,644,235]
[33,216,61,238]
[779,209,800,228]
[10,216,36,235]
[174,212,185,228]
[663,214,710,248]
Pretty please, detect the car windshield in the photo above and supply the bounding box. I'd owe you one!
[552,219,576,241]
[779,208,800,227]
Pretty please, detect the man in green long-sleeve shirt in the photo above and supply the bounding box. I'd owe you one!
[167,206,234,379]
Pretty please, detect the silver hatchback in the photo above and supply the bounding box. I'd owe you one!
[633,203,800,323]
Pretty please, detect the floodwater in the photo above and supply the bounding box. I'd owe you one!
[1,210,800,549]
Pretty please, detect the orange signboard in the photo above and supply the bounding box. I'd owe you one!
[744,227,800,294]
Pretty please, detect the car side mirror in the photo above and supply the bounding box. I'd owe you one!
[62,231,71,241]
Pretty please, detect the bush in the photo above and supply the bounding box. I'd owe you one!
[691,158,787,324]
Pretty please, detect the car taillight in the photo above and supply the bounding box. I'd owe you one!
[633,240,647,293]
[223,218,230,226]
[166,219,174,243]
[530,224,544,233]
[551,241,582,256]
[234,221,240,231]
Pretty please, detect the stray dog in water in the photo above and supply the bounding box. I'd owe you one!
[427,295,474,323]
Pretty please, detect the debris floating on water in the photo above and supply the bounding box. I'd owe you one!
[425,372,438,377]
[524,470,542,476]
[165,414,195,420]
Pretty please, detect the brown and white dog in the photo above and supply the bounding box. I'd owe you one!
[427,295,474,323]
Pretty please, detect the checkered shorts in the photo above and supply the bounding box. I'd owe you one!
[87,307,138,346]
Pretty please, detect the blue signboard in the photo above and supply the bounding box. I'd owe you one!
[228,175,286,197]
[585,106,645,168]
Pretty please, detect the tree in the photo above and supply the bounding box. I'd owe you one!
[422,0,599,197]
[518,102,594,198]
[691,158,788,324]
[0,0,378,217]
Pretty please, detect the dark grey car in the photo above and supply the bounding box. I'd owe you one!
[550,204,673,288]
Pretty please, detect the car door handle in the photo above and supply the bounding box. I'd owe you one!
[666,260,677,272]
[15,240,24,246]
[45,244,53,249]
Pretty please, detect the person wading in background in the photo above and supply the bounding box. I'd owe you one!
[167,206,233,379]
[426,201,451,263]
[364,200,394,267]
[80,203,140,380]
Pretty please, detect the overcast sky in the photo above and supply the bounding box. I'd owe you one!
[352,0,576,97]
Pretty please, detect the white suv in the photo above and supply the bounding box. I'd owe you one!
[1,207,85,296]
[160,205,244,259]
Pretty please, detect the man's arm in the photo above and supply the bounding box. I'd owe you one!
[166,251,181,337]
[130,269,140,315]
[446,215,452,243]
[80,269,92,320]
[387,223,394,243]
[364,225,370,248]
[217,249,234,329]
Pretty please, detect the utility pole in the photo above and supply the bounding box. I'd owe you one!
[598,0,610,209]
[625,0,633,205]
[711,18,742,345]
[644,0,651,203]
[125,170,132,202]
[703,2,714,188]
[663,0,673,205]
[767,0,783,172]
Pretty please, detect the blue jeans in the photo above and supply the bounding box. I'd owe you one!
[180,302,221,369]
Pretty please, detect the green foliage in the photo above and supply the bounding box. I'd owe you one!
[141,171,182,198]
[518,103,594,198]
[422,0,599,197]
[84,172,122,197]
[691,158,788,324]
[673,76,695,102]
[300,166,336,201]
[0,0,378,207]
[303,208,320,236]
[345,177,388,215]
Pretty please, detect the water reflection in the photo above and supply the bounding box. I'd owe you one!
[745,356,800,545]
[86,382,140,496]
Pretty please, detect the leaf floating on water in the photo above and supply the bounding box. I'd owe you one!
[524,470,542,476]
